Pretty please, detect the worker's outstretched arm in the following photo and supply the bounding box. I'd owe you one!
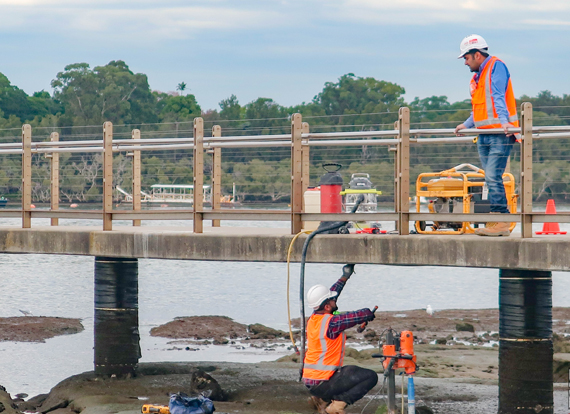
[327,308,375,339]
[330,264,356,297]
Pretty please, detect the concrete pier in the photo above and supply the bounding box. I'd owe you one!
[0,226,570,271]
[94,257,141,377]
[499,269,553,414]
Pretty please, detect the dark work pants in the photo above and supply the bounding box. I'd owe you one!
[309,365,378,405]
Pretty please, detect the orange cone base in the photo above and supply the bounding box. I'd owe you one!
[536,229,567,235]
[536,199,566,235]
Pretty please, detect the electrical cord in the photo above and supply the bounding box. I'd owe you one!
[286,230,312,354]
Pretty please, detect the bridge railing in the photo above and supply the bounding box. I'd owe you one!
[2,102,570,238]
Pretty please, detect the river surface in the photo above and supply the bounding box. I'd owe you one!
[1,210,570,399]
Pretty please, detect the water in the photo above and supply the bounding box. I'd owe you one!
[1,213,570,398]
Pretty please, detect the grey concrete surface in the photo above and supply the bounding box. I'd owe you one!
[0,225,568,270]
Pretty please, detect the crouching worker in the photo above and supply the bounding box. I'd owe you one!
[303,264,378,414]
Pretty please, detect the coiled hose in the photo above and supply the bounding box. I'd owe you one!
[298,195,364,380]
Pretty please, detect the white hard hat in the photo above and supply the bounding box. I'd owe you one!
[458,34,489,58]
[307,285,338,310]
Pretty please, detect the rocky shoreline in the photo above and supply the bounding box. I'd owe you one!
[1,308,570,413]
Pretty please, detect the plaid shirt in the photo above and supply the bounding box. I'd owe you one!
[303,277,374,387]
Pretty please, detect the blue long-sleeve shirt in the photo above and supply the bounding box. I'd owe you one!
[464,55,511,128]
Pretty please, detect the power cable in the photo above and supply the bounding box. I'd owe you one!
[286,230,312,354]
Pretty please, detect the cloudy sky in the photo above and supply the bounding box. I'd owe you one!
[0,0,568,110]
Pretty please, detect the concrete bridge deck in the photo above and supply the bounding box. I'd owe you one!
[1,225,568,271]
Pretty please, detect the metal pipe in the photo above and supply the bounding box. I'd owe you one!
[303,130,398,139]
[34,139,106,147]
[205,134,291,142]
[36,147,104,154]
[309,139,399,147]
[411,136,476,144]
[533,132,570,140]
[387,330,396,414]
[205,141,290,149]
[114,143,195,152]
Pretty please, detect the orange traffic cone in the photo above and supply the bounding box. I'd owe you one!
[536,199,567,235]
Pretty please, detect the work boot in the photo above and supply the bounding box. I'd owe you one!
[325,400,347,414]
[308,396,328,414]
[475,221,511,237]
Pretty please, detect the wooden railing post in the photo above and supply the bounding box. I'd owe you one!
[291,113,303,234]
[103,122,113,231]
[131,129,141,227]
[301,122,310,230]
[397,108,410,235]
[211,125,222,228]
[22,124,32,229]
[520,102,533,238]
[49,132,59,226]
[301,122,310,196]
[193,117,204,233]
[392,120,399,231]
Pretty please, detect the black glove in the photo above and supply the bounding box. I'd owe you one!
[342,264,355,279]
[367,310,376,322]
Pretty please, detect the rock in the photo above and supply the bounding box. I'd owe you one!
[363,330,378,341]
[151,316,248,340]
[456,322,475,332]
[435,338,447,345]
[15,394,47,412]
[416,406,435,414]
[191,370,225,401]
[0,387,19,414]
[247,324,287,339]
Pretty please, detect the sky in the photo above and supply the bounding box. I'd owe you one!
[0,0,569,111]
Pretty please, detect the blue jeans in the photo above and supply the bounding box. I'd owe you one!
[477,133,515,214]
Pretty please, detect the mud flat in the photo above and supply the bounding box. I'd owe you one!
[0,316,83,342]
[2,310,570,413]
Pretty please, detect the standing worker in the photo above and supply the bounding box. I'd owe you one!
[454,34,518,237]
[303,264,378,414]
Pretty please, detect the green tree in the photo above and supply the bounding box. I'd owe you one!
[159,94,201,122]
[219,94,242,120]
[0,73,31,121]
[51,61,158,125]
[312,73,405,126]
[176,82,187,95]
[243,98,289,135]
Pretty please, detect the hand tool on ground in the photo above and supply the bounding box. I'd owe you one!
[141,404,169,414]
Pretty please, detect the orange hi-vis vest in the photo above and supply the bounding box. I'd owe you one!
[303,314,346,381]
[470,56,519,129]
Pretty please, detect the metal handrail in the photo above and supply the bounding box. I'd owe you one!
[6,104,570,237]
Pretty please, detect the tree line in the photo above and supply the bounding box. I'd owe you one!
[1,61,569,203]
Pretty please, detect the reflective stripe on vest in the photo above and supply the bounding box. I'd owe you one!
[470,57,519,129]
[302,314,345,381]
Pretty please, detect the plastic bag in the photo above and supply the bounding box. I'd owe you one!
[169,392,215,414]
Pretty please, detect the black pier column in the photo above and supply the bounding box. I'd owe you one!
[499,269,553,414]
[94,257,141,377]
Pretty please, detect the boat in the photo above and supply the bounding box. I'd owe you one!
[116,184,240,207]
[116,184,211,206]
[148,184,211,205]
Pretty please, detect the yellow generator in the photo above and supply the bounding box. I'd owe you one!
[414,163,517,234]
